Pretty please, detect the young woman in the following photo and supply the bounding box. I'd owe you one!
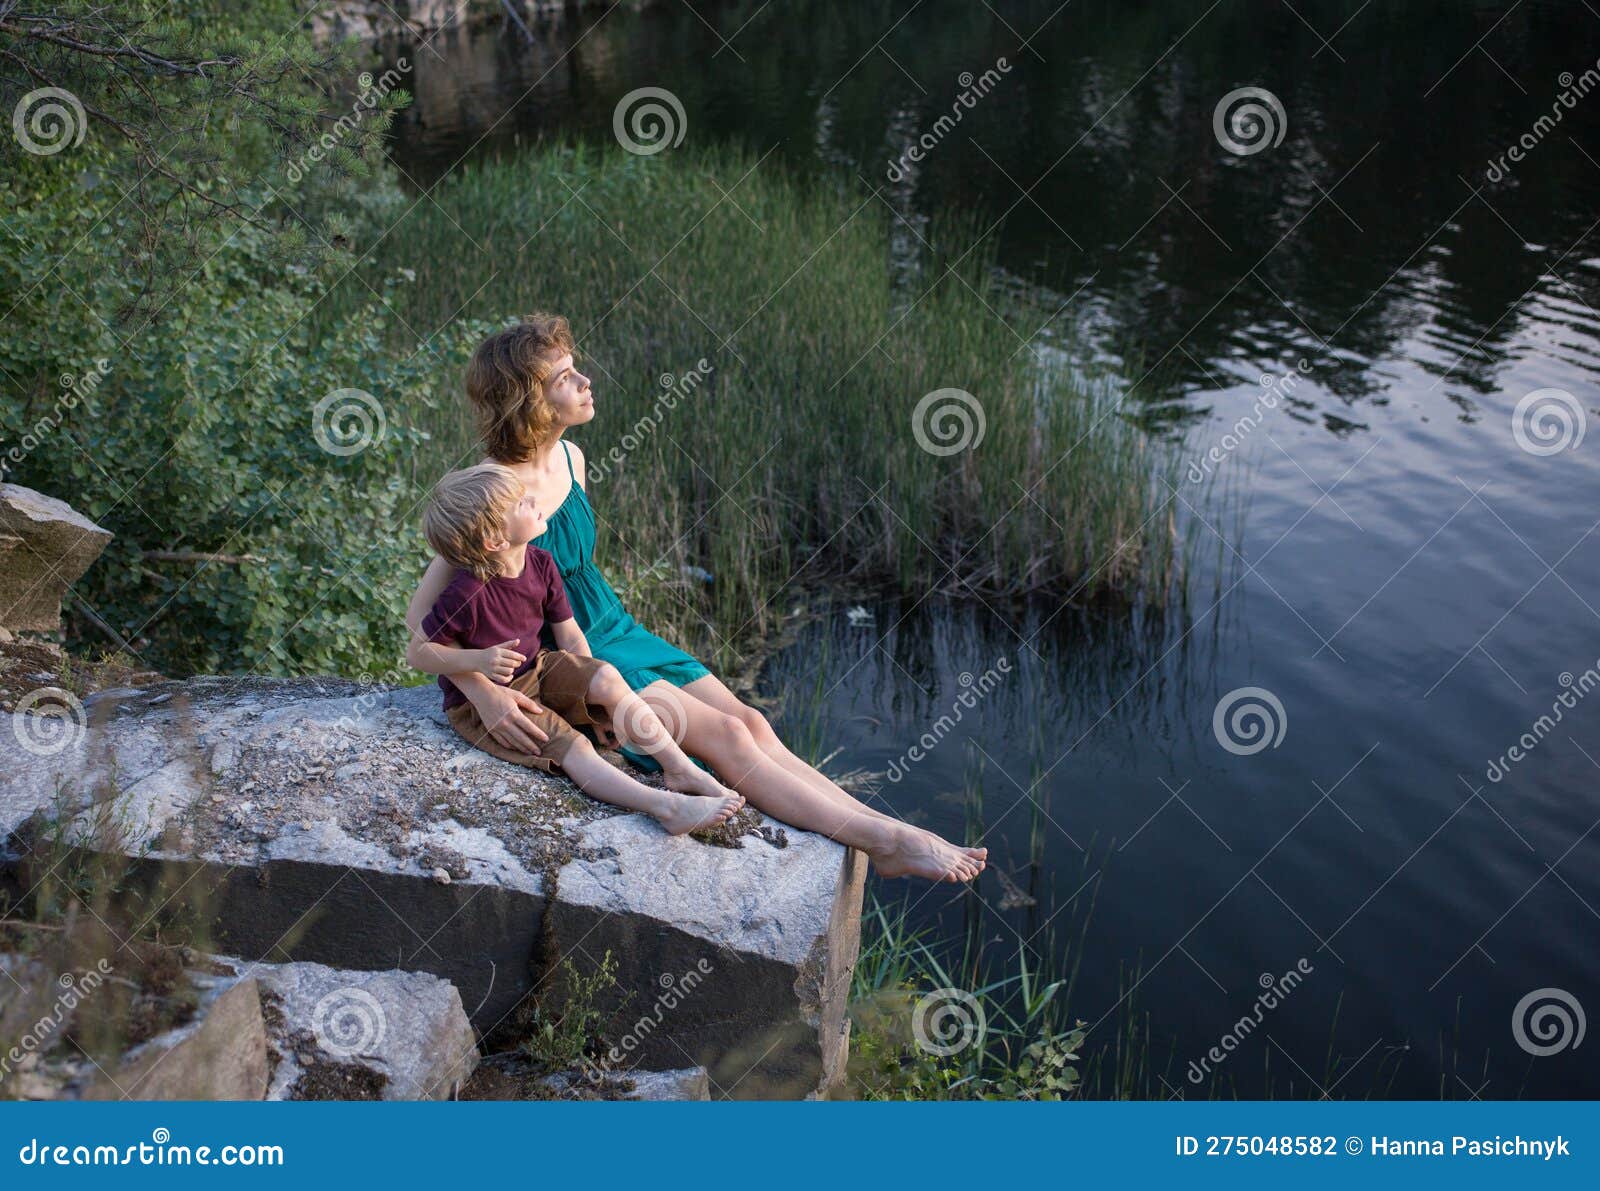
[405,313,986,882]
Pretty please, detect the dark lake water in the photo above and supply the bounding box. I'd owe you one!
[379,0,1600,1097]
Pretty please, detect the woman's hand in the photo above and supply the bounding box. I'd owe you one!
[467,684,550,754]
[469,638,526,684]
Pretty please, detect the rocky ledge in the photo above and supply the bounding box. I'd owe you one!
[3,677,865,1099]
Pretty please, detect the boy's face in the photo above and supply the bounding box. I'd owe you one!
[496,489,547,548]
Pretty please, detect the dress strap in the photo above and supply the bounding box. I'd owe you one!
[560,439,577,483]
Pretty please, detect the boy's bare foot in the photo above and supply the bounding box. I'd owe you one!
[657,791,745,837]
[662,765,742,803]
[875,825,986,882]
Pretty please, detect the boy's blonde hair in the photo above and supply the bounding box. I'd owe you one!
[425,463,525,580]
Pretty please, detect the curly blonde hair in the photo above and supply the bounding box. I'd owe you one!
[465,313,577,463]
[424,463,526,581]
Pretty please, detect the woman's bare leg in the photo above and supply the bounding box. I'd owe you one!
[634,682,983,882]
[679,674,988,863]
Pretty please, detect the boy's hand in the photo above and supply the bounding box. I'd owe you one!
[472,638,526,684]
[472,686,550,754]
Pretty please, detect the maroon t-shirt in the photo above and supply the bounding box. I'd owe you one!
[420,545,574,710]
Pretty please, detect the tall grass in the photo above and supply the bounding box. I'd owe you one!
[317,143,1185,671]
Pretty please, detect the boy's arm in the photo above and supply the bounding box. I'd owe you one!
[549,618,591,657]
[541,555,591,657]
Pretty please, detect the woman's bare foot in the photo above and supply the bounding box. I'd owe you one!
[656,791,745,836]
[911,823,987,867]
[662,764,741,802]
[874,824,986,882]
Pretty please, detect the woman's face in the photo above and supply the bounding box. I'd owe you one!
[541,351,595,428]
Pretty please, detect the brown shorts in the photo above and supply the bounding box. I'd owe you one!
[445,650,611,774]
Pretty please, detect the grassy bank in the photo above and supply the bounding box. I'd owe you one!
[316,143,1184,675]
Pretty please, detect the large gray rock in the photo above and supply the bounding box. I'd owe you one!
[231,959,477,1100]
[1,957,268,1101]
[3,675,865,1098]
[0,484,112,632]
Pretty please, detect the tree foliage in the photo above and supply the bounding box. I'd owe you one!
[0,1,460,678]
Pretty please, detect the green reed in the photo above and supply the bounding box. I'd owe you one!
[316,142,1186,671]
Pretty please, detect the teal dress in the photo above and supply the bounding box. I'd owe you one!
[540,441,711,770]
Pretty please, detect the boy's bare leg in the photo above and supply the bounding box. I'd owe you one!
[558,738,743,836]
[589,668,741,802]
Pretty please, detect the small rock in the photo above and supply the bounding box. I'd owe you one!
[431,867,451,885]
[210,741,238,775]
[238,802,254,815]
[334,762,370,782]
